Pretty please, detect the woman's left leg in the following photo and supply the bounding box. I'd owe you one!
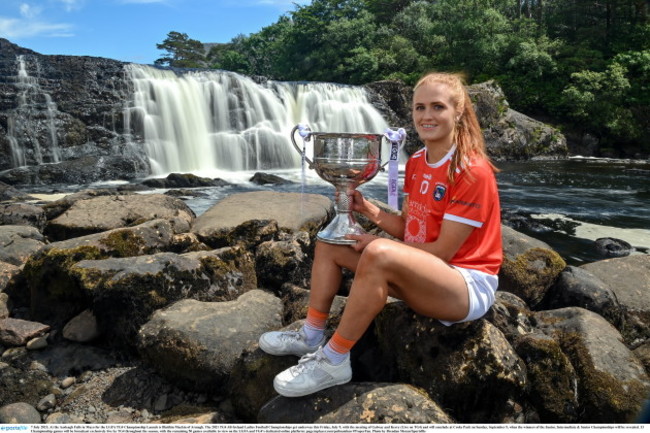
[334,238,469,342]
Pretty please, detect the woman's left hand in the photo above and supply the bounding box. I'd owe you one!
[345,233,378,252]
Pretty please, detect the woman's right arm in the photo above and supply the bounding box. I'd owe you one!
[350,190,407,240]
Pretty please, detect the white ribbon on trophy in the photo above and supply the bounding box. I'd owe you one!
[384,128,406,211]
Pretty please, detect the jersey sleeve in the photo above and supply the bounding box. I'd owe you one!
[444,161,497,228]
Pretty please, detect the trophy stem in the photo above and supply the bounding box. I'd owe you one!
[316,186,365,245]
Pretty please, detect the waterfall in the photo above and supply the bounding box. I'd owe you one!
[125,64,389,176]
[7,55,62,167]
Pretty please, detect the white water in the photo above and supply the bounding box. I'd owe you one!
[124,65,390,177]
[8,55,62,166]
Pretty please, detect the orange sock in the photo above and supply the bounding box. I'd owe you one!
[305,307,328,331]
[327,331,356,354]
[322,331,357,364]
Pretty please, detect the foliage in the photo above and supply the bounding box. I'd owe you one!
[154,31,207,68]
[155,0,650,156]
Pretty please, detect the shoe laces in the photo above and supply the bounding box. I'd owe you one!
[279,331,303,343]
[291,350,326,376]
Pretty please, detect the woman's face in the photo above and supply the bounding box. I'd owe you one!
[412,81,458,149]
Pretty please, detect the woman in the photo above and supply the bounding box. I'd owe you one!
[259,72,503,397]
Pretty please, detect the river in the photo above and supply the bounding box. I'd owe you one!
[117,156,648,266]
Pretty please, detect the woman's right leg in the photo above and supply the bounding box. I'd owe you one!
[258,240,360,357]
[308,240,361,314]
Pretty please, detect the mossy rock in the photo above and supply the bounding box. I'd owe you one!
[499,247,566,309]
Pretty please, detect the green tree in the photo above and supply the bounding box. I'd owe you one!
[560,62,633,145]
[155,31,206,68]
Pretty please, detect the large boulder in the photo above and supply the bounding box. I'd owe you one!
[24,219,181,324]
[513,333,579,422]
[192,191,332,249]
[258,383,455,424]
[535,307,650,422]
[541,265,623,328]
[580,255,650,344]
[70,247,257,347]
[45,193,195,241]
[137,290,282,393]
[373,301,527,423]
[470,81,568,160]
[499,225,567,309]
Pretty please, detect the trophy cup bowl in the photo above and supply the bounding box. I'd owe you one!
[291,125,386,245]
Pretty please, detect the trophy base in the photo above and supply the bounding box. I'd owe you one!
[316,213,365,245]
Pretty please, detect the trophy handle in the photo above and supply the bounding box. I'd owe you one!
[291,125,314,167]
[380,128,407,169]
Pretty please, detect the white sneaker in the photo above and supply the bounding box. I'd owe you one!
[258,329,326,357]
[273,347,352,397]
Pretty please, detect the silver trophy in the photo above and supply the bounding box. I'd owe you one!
[291,124,404,245]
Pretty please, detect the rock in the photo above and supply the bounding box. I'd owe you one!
[26,342,116,378]
[45,193,195,241]
[255,232,312,291]
[25,219,182,326]
[26,336,48,350]
[0,155,150,187]
[513,333,579,422]
[581,255,650,344]
[0,293,9,320]
[536,307,650,422]
[228,339,302,421]
[36,393,56,411]
[0,261,20,295]
[63,309,100,343]
[0,360,56,408]
[0,225,46,266]
[44,412,84,423]
[249,172,293,186]
[470,81,568,160]
[137,290,283,392]
[595,237,634,258]
[142,173,230,189]
[0,203,46,231]
[192,191,333,249]
[484,291,534,341]
[541,265,623,327]
[0,181,34,201]
[69,247,257,347]
[0,402,42,424]
[60,377,75,389]
[499,225,566,308]
[258,383,454,423]
[0,318,50,346]
[41,189,123,220]
[373,302,527,423]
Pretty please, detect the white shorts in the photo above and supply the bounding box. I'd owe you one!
[439,266,498,326]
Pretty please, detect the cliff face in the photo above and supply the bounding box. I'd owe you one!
[0,38,149,184]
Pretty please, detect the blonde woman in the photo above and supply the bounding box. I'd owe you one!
[259,72,503,397]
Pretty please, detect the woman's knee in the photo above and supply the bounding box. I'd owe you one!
[358,238,395,272]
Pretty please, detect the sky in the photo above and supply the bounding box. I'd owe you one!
[0,0,309,65]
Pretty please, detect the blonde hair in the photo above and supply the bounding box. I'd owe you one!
[413,72,498,183]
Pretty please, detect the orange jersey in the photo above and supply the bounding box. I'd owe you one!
[403,147,502,275]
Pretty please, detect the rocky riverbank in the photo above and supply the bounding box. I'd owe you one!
[0,178,649,424]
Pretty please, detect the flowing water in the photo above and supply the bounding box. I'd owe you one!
[124,65,390,176]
